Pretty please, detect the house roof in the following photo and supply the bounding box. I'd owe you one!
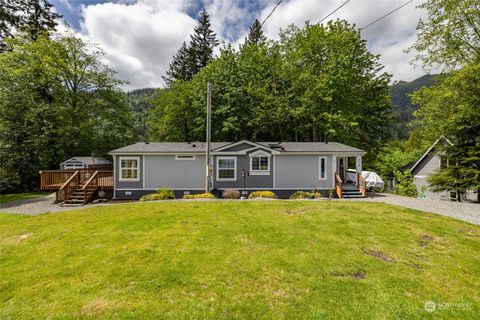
[60,157,112,165]
[408,137,453,172]
[109,141,365,154]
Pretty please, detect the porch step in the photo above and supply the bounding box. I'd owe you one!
[342,189,364,198]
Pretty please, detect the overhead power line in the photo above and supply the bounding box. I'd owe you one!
[261,0,284,27]
[318,0,350,24]
[360,0,414,31]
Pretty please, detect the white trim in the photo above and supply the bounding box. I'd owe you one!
[410,137,454,172]
[142,155,145,189]
[119,156,141,182]
[273,155,276,188]
[211,140,280,154]
[175,155,196,160]
[216,156,237,181]
[277,152,365,156]
[249,150,271,158]
[113,155,116,199]
[64,163,85,169]
[318,156,327,180]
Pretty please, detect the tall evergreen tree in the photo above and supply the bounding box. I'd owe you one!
[163,41,192,85]
[245,19,267,46]
[22,0,61,41]
[189,9,219,73]
[0,0,60,51]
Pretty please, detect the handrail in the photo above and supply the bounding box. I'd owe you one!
[59,171,79,190]
[57,171,79,203]
[335,173,343,199]
[81,171,99,191]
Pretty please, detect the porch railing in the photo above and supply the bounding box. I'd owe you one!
[358,173,367,197]
[335,173,343,199]
[80,170,113,204]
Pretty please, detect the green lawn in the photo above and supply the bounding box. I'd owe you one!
[0,192,49,205]
[1,201,479,319]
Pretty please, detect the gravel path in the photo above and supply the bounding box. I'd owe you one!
[356,193,480,225]
[1,192,478,225]
[0,193,113,215]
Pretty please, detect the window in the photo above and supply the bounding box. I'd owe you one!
[250,156,270,175]
[319,156,327,180]
[175,155,196,160]
[64,163,84,169]
[120,157,140,181]
[217,157,236,181]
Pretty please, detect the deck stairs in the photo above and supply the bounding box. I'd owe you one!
[341,183,364,199]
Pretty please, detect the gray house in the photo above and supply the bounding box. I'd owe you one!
[408,137,452,199]
[60,156,112,170]
[109,140,366,199]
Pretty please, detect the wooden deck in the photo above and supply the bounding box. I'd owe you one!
[39,169,113,205]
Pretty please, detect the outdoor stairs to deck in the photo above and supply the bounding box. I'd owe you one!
[341,183,364,199]
[61,185,94,206]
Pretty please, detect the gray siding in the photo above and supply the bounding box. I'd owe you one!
[115,155,144,189]
[212,149,273,189]
[412,153,446,199]
[274,155,333,189]
[144,155,205,189]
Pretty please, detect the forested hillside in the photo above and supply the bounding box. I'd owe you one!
[389,74,436,139]
[127,88,156,141]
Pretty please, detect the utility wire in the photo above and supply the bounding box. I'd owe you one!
[360,0,414,31]
[318,0,350,24]
[261,0,284,27]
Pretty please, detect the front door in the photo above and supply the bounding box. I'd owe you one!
[338,158,345,181]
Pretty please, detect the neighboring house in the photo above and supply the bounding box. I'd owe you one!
[408,137,453,199]
[109,140,366,199]
[60,156,112,170]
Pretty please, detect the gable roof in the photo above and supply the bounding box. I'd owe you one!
[60,157,112,165]
[109,141,365,154]
[409,137,453,172]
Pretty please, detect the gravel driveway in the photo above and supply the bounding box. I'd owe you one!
[0,193,113,215]
[1,192,478,225]
[356,193,480,225]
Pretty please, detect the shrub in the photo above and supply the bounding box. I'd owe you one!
[394,170,418,197]
[183,193,215,199]
[248,190,277,199]
[290,191,322,199]
[222,189,241,199]
[140,188,175,201]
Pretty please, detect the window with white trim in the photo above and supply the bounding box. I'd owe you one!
[319,156,327,180]
[250,156,270,174]
[64,163,84,169]
[119,157,140,181]
[217,157,236,181]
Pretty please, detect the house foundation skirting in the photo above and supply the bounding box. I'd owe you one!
[114,188,331,200]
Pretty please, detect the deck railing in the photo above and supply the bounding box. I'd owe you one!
[40,169,113,191]
[335,173,343,199]
[358,173,367,197]
[57,171,80,202]
[79,170,113,204]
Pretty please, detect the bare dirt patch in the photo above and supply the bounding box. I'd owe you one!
[362,248,396,262]
[331,270,367,280]
[418,234,434,247]
[81,299,109,316]
[16,233,32,243]
[284,209,307,215]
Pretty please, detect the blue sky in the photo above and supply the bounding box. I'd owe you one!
[51,0,429,90]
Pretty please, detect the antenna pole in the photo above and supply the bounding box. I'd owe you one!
[205,82,212,193]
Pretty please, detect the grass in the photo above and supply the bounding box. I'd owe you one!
[1,201,479,319]
[0,192,49,205]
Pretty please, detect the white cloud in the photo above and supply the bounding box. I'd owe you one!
[79,0,196,89]
[258,0,428,81]
[71,0,430,89]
